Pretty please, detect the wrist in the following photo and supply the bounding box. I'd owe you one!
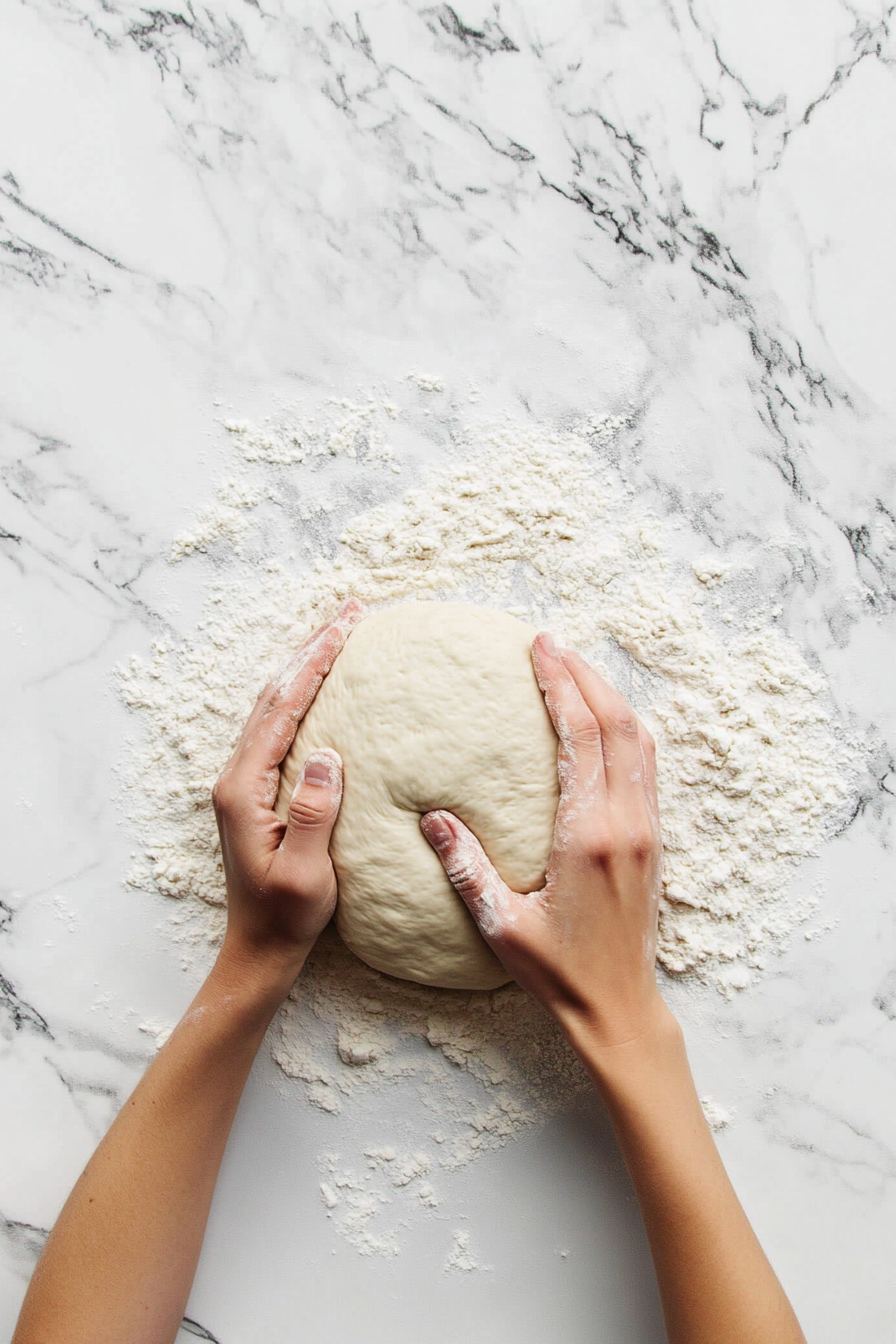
[559,997,685,1092]
[211,937,307,1013]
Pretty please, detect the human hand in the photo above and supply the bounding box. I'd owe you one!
[421,639,809,1344]
[212,599,365,986]
[421,634,667,1050]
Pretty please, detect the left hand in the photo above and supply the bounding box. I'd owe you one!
[212,599,365,982]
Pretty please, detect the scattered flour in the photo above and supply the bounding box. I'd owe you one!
[691,556,730,588]
[444,1228,489,1273]
[700,1097,734,1132]
[317,1146,440,1256]
[272,927,578,1157]
[404,371,446,393]
[218,399,400,470]
[138,1017,175,1050]
[170,478,264,561]
[116,387,860,1253]
[317,1149,400,1257]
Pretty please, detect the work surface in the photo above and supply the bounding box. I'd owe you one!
[2,2,896,1341]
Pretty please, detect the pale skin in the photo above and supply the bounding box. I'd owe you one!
[13,602,807,1344]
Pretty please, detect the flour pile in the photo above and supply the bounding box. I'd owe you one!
[117,390,857,1250]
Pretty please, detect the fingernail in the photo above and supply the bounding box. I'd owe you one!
[540,633,558,657]
[302,754,336,787]
[423,813,453,850]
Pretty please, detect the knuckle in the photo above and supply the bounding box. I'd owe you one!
[288,794,333,829]
[211,774,234,814]
[579,825,615,865]
[263,685,291,716]
[566,717,602,752]
[445,856,483,899]
[255,680,281,714]
[630,824,658,862]
[578,822,656,867]
[446,867,479,899]
[610,709,640,739]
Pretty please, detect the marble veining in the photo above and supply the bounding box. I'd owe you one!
[2,2,895,1341]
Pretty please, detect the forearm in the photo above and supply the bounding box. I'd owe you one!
[565,1008,806,1344]
[14,946,296,1344]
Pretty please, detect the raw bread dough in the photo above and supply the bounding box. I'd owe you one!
[276,602,559,989]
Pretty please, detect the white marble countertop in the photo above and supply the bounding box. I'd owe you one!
[2,2,895,1340]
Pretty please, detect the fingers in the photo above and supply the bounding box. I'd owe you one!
[269,598,366,714]
[242,598,365,772]
[534,632,653,808]
[559,648,655,813]
[217,600,365,827]
[278,748,343,880]
[637,715,659,819]
[420,810,514,942]
[532,634,606,765]
[532,634,608,854]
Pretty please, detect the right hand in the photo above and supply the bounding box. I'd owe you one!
[421,634,669,1050]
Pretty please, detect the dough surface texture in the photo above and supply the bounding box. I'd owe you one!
[276,602,559,989]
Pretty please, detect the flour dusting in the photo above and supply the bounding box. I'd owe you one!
[317,1143,444,1257]
[444,1229,488,1274]
[117,387,859,1254]
[700,1097,734,1132]
[219,399,401,470]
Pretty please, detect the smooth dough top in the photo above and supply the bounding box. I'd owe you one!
[276,602,560,990]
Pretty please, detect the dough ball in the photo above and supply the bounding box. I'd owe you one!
[276,602,559,989]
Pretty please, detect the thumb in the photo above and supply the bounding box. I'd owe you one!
[280,749,343,869]
[420,810,515,942]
